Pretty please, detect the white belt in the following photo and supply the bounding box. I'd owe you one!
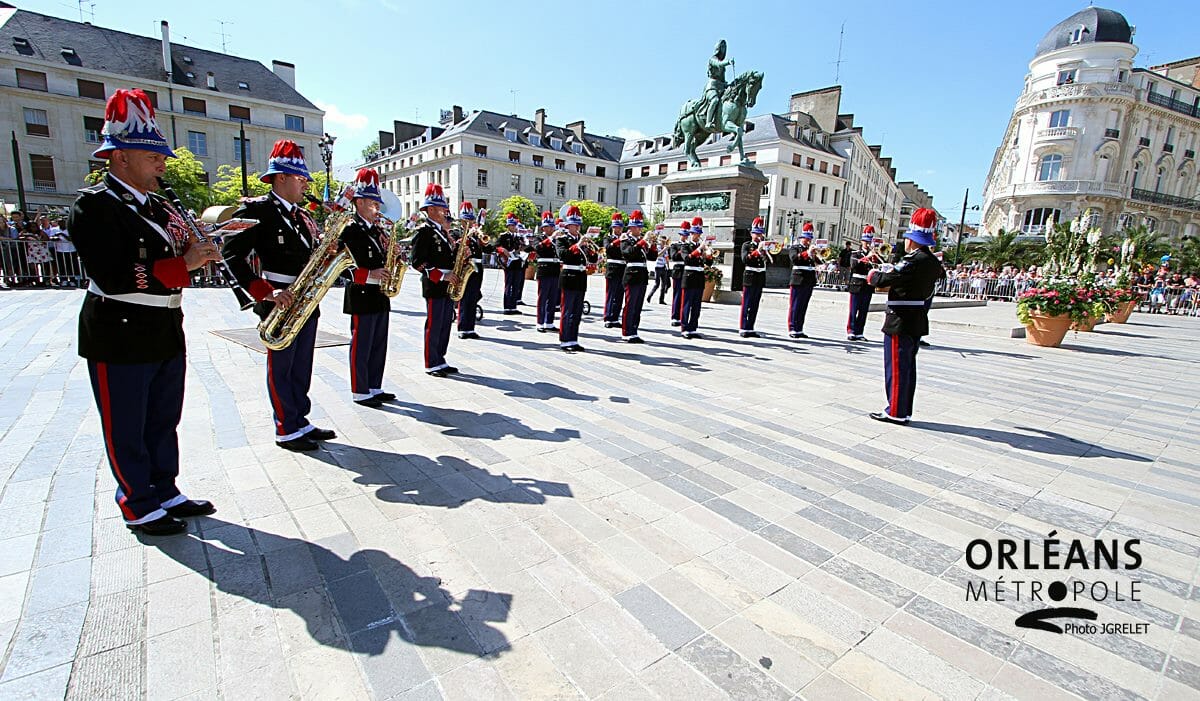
[624,262,647,268]
[538,258,560,264]
[364,279,380,285]
[887,300,926,306]
[792,266,816,271]
[89,282,182,308]
[561,264,586,271]
[852,273,868,279]
[684,265,705,272]
[471,258,482,263]
[607,260,625,266]
[263,271,297,284]
[744,266,766,273]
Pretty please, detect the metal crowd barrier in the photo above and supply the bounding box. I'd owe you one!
[0,238,86,288]
[1137,288,1200,316]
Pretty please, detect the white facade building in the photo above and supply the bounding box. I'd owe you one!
[982,7,1200,242]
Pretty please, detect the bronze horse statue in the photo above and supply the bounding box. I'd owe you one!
[672,70,764,168]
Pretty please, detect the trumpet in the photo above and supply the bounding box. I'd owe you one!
[756,239,783,264]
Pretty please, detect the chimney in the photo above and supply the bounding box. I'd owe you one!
[566,120,585,141]
[534,108,546,134]
[160,21,172,78]
[452,105,464,124]
[271,60,295,88]
[206,71,216,90]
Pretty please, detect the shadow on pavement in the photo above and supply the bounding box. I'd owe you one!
[909,422,1151,461]
[377,400,581,442]
[448,373,600,402]
[152,518,513,659]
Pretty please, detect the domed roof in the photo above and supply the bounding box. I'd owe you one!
[1035,7,1133,57]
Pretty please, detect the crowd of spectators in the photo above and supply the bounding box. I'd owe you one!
[2,209,82,289]
[1135,267,1199,315]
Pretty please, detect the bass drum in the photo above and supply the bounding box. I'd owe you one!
[199,205,238,225]
[379,188,403,225]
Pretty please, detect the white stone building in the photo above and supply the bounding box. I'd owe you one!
[362,107,623,220]
[0,7,324,211]
[982,7,1200,242]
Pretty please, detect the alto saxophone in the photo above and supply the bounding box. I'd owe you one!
[447,228,476,302]
[379,222,408,297]
[258,211,355,351]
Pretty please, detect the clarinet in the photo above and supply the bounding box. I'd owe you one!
[156,178,254,310]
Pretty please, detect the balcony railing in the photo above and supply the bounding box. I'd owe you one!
[1131,188,1200,211]
[1001,180,1128,198]
[32,179,56,191]
[1036,126,1078,140]
[1147,91,1200,118]
[1104,128,1120,139]
[1139,137,1151,147]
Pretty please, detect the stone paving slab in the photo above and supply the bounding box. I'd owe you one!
[0,283,1198,700]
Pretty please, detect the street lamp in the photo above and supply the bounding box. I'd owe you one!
[952,187,981,267]
[318,132,337,201]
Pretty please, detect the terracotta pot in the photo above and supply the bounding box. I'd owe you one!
[524,265,535,281]
[1025,312,1071,347]
[1071,315,1099,332]
[702,280,716,302]
[1107,300,1135,324]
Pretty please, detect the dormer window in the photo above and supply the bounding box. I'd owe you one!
[185,72,195,80]
[13,37,30,49]
[237,81,249,90]
[571,142,583,155]
[504,128,517,142]
[550,137,563,150]
[60,47,76,58]
[529,134,541,147]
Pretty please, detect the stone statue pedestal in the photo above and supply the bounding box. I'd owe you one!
[663,164,767,293]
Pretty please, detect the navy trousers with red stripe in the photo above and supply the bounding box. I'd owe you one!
[681,287,703,333]
[457,270,483,333]
[847,290,872,335]
[537,277,560,328]
[424,296,454,370]
[788,284,814,333]
[622,283,646,338]
[88,354,185,523]
[883,333,919,419]
[502,263,524,311]
[559,288,585,345]
[740,285,763,332]
[350,311,389,399]
[267,315,317,441]
[671,276,683,322]
[603,276,625,323]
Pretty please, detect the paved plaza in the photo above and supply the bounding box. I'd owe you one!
[0,282,1198,700]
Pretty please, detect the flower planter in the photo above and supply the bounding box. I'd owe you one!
[702,280,717,302]
[1024,312,1072,348]
[1107,300,1135,324]
[524,265,535,281]
[1071,316,1098,332]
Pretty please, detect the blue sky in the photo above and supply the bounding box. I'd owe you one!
[19,0,1192,222]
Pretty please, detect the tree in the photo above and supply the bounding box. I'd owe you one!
[84,147,211,212]
[209,165,270,206]
[361,138,380,162]
[1119,225,1169,272]
[965,229,1031,269]
[496,195,539,228]
[564,199,619,233]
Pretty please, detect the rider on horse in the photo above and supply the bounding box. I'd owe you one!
[704,40,734,132]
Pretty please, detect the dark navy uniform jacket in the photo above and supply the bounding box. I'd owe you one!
[556,235,591,292]
[788,246,819,287]
[867,247,946,337]
[682,242,712,290]
[620,235,656,286]
[496,229,523,269]
[72,175,194,363]
[847,248,876,294]
[408,220,455,299]
[533,236,561,280]
[340,215,390,315]
[669,241,687,280]
[223,192,319,319]
[741,240,768,288]
[604,235,626,280]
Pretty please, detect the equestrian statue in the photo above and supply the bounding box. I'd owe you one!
[672,39,764,169]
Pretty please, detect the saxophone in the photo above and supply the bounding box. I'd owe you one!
[447,228,476,302]
[379,222,408,297]
[258,210,355,351]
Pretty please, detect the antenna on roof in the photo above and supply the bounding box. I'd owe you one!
[77,0,96,22]
[216,20,232,53]
[834,21,846,84]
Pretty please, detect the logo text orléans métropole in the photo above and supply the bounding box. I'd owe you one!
[964,531,1149,635]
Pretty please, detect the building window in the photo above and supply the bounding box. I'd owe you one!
[794,181,801,198]
[198,171,210,184]
[555,159,565,170]
[1070,26,1084,43]
[659,164,668,175]
[285,114,304,132]
[233,137,251,161]
[511,173,521,191]
[23,108,49,137]
[780,177,789,197]
[833,190,840,207]
[1036,154,1063,181]
[533,155,544,167]
[550,137,563,150]
[182,97,206,116]
[77,79,105,99]
[29,154,55,190]
[596,166,606,178]
[699,158,708,167]
[792,154,802,166]
[83,115,103,142]
[637,187,646,203]
[746,152,756,163]
[624,168,633,179]
[142,90,159,109]
[620,188,629,205]
[404,177,411,194]
[534,177,545,195]
[654,186,663,202]
[819,161,828,174]
[572,143,584,155]
[556,181,566,198]
[474,144,487,157]
[806,157,815,170]
[597,187,606,203]
[641,166,650,177]
[575,163,585,174]
[187,130,207,155]
[1117,69,1126,83]
[1049,109,1070,128]
[237,81,249,90]
[832,164,841,177]
[509,150,521,163]
[1022,208,1061,234]
[504,128,517,142]
[1056,69,1076,86]
[807,183,815,201]
[762,183,769,196]
[677,161,687,172]
[16,68,47,91]
[473,169,486,187]
[477,199,488,210]
[720,155,731,166]
[1155,167,1165,193]
[529,134,542,147]
[577,184,587,199]
[227,105,250,123]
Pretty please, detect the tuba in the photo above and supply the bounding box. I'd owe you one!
[258,211,355,350]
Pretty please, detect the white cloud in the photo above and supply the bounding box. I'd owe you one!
[314,101,369,133]
[615,127,648,141]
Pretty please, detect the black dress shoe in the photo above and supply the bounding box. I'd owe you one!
[355,396,385,408]
[626,337,645,344]
[573,345,586,352]
[503,309,521,315]
[561,345,578,353]
[128,515,188,536]
[427,368,450,377]
[536,327,549,333]
[166,499,216,518]
[279,437,320,452]
[308,428,337,441]
[445,366,459,374]
[374,392,396,401]
[671,321,681,327]
[790,332,808,339]
[459,332,480,339]
[869,411,909,425]
[919,340,931,347]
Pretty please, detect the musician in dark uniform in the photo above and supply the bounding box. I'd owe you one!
[602,212,626,328]
[556,206,590,352]
[619,210,653,343]
[339,168,395,408]
[669,222,689,326]
[496,212,523,314]
[223,140,336,451]
[786,222,819,339]
[409,184,459,377]
[454,202,492,340]
[73,88,219,535]
[866,208,946,424]
[533,211,560,332]
[646,224,670,304]
[846,224,877,341]
[680,220,712,339]
[739,217,768,338]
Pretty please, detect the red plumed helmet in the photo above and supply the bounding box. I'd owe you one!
[679,221,690,230]
[270,140,304,160]
[862,224,876,234]
[802,222,814,232]
[424,182,438,196]
[611,212,623,222]
[909,207,938,232]
[691,216,703,226]
[354,168,379,186]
